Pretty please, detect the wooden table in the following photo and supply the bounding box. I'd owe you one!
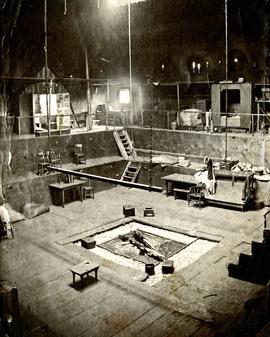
[69,261,99,287]
[49,180,85,207]
[161,173,196,196]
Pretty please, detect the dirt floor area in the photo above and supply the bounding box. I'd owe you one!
[0,185,267,337]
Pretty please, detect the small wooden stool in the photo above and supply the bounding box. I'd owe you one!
[69,261,99,288]
[162,260,174,274]
[83,186,94,200]
[144,206,154,217]
[123,205,135,217]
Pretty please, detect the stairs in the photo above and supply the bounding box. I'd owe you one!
[121,161,141,183]
[228,228,270,285]
[113,129,137,160]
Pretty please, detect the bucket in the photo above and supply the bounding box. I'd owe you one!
[145,263,155,275]
[171,121,177,130]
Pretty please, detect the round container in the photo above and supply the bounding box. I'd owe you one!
[145,263,155,275]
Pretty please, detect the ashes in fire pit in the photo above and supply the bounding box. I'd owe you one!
[99,229,187,266]
[75,220,218,286]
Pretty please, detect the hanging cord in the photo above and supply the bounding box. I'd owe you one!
[128,0,134,145]
[44,0,50,150]
[224,0,228,164]
[149,107,153,191]
[149,0,154,191]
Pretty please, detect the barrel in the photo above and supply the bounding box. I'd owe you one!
[145,263,155,275]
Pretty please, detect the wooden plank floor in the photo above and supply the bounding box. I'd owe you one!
[135,311,200,337]
[1,186,266,337]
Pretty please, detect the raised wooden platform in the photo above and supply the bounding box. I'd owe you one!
[164,173,253,211]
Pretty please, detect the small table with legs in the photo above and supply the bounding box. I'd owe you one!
[49,180,85,207]
[69,261,99,288]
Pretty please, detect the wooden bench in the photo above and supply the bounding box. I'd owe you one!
[206,198,246,212]
[69,261,99,288]
[173,188,189,200]
[161,173,196,197]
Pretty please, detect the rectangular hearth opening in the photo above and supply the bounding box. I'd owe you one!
[73,220,218,286]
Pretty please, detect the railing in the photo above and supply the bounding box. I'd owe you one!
[139,110,270,136]
[15,114,72,137]
[6,109,270,137]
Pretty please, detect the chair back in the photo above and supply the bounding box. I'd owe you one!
[80,177,91,186]
[50,149,60,161]
[35,152,48,164]
[75,144,83,155]
[189,183,205,195]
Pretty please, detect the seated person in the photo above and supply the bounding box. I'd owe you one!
[194,156,216,195]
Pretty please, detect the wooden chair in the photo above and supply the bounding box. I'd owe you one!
[187,183,206,208]
[35,152,50,175]
[48,149,61,167]
[74,144,86,165]
[82,178,94,200]
[79,175,94,199]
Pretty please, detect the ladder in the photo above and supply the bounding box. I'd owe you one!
[113,129,137,159]
[121,161,141,182]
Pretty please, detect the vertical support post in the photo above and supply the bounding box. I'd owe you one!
[224,0,228,163]
[48,79,53,136]
[17,117,21,137]
[44,0,50,149]
[128,0,133,127]
[177,82,180,129]
[106,80,110,130]
[177,83,180,112]
[257,102,260,133]
[85,47,92,131]
[139,84,143,127]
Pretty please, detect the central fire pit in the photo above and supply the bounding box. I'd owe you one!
[72,218,218,285]
[99,229,187,266]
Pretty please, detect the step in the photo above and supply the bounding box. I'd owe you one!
[251,241,264,258]
[228,263,268,285]
[127,166,138,170]
[238,253,253,267]
[263,229,270,240]
[126,169,137,174]
[263,231,270,248]
[228,263,244,279]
